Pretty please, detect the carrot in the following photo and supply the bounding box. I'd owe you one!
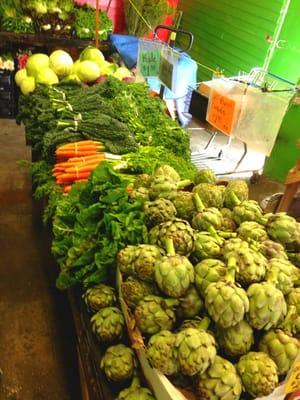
[68,154,104,162]
[57,171,91,183]
[63,185,72,193]
[65,163,102,174]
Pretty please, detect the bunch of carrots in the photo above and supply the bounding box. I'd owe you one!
[53,140,106,193]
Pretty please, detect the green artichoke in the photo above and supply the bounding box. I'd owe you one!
[100,344,136,382]
[265,258,298,295]
[195,355,242,400]
[220,208,233,219]
[91,307,124,342]
[134,173,152,189]
[259,328,300,375]
[133,244,164,282]
[117,245,139,276]
[175,318,216,376]
[236,352,278,397]
[255,239,288,260]
[223,180,249,209]
[144,198,177,227]
[286,288,300,315]
[116,377,156,400]
[222,238,249,253]
[232,199,266,225]
[172,190,195,221]
[247,279,287,330]
[193,183,224,208]
[267,213,300,251]
[192,194,223,234]
[149,218,195,256]
[129,186,149,201]
[194,168,217,185]
[154,164,181,182]
[195,259,227,298]
[221,217,237,232]
[121,277,154,309]
[205,265,249,328]
[83,284,116,312]
[146,330,178,375]
[154,238,194,298]
[216,320,254,357]
[176,285,203,319]
[192,231,224,262]
[134,295,177,335]
[224,246,267,286]
[179,317,204,331]
[237,221,268,242]
[149,175,178,201]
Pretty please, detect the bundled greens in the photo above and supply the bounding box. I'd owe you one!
[74,5,113,40]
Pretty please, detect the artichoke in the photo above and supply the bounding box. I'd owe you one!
[121,277,154,309]
[195,355,242,400]
[193,183,224,208]
[149,175,178,200]
[172,190,195,221]
[100,344,136,382]
[255,239,288,260]
[154,164,180,182]
[195,259,227,298]
[216,320,254,357]
[221,217,237,232]
[267,213,300,251]
[117,245,139,276]
[154,238,194,298]
[194,168,217,185]
[175,318,216,376]
[91,307,124,342]
[224,245,267,286]
[149,218,195,256]
[232,199,266,225]
[259,328,300,375]
[143,198,177,227]
[288,252,300,267]
[176,285,203,319]
[265,258,298,295]
[192,231,224,262]
[236,352,278,397]
[83,284,116,312]
[237,221,268,242]
[129,186,149,201]
[116,377,155,400]
[220,208,233,219]
[133,244,164,282]
[286,288,300,315]
[222,238,249,253]
[223,180,249,209]
[205,265,249,328]
[247,278,287,330]
[134,173,152,188]
[192,194,223,234]
[134,295,177,335]
[146,330,178,375]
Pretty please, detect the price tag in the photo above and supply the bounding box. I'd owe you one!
[207,90,237,135]
[285,361,300,394]
[159,55,174,90]
[138,49,161,77]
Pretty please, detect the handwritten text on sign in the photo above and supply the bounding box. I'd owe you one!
[138,50,161,77]
[285,361,300,394]
[207,90,236,135]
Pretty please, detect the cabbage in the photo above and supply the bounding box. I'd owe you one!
[26,53,49,78]
[76,61,100,82]
[15,69,28,87]
[61,74,81,83]
[49,50,73,78]
[72,60,81,74]
[20,77,35,95]
[114,67,132,80]
[80,46,105,67]
[101,61,118,76]
[36,68,59,85]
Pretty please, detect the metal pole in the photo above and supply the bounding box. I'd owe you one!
[95,0,100,49]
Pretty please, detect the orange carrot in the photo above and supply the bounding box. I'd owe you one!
[65,163,101,174]
[63,185,72,193]
[57,171,91,183]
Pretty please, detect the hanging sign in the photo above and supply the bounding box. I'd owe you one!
[137,39,162,78]
[207,89,237,135]
[285,360,300,394]
[158,46,180,92]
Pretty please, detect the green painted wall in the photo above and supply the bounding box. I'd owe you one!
[177,0,284,81]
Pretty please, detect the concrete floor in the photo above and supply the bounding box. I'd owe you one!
[0,119,81,400]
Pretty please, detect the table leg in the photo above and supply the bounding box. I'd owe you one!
[277,183,299,212]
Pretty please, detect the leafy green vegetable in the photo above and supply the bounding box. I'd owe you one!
[74,5,113,40]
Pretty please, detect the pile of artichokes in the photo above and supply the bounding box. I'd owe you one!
[83,166,300,400]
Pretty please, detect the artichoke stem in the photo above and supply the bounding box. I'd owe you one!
[193,193,205,212]
[178,179,192,189]
[226,259,237,282]
[208,226,223,245]
[129,375,141,390]
[217,231,237,239]
[198,316,211,331]
[165,238,176,255]
[230,191,241,207]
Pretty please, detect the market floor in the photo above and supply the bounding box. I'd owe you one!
[0,119,81,400]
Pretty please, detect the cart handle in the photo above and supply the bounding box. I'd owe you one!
[154,25,194,53]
